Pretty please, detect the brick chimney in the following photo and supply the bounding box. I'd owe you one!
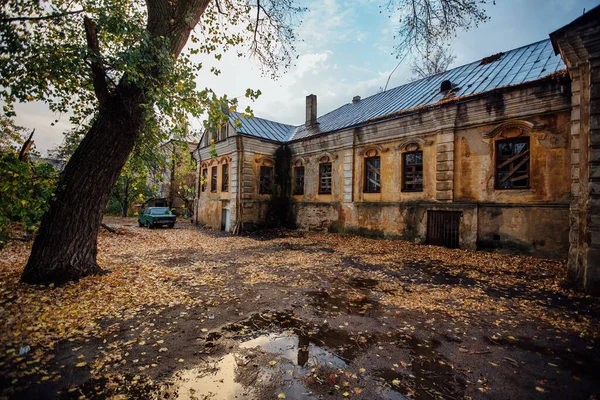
[305,94,318,127]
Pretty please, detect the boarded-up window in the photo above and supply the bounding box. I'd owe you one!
[403,151,423,192]
[319,163,332,194]
[293,166,305,195]
[210,166,217,192]
[201,168,208,192]
[222,164,229,192]
[364,157,381,193]
[496,137,530,189]
[259,166,273,194]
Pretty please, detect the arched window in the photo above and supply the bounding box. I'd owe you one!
[361,146,385,193]
[317,153,336,195]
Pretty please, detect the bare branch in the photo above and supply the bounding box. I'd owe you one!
[84,17,109,107]
[215,0,227,15]
[1,9,84,23]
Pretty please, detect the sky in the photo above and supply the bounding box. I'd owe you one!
[12,0,598,156]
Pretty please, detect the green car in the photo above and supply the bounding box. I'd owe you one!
[138,207,176,229]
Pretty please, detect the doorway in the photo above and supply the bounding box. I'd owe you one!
[426,210,461,248]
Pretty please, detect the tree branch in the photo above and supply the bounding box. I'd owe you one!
[19,129,35,162]
[83,16,109,107]
[1,9,84,23]
[214,0,227,15]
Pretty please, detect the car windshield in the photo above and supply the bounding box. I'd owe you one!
[150,208,170,215]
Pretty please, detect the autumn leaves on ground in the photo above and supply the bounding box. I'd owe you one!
[1,218,599,400]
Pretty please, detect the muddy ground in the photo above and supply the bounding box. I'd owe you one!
[1,217,599,400]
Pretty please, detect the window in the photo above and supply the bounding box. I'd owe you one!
[201,168,208,192]
[217,125,227,142]
[364,157,381,193]
[221,164,229,192]
[319,163,332,194]
[403,151,423,192]
[496,137,530,189]
[293,166,305,195]
[259,166,273,194]
[210,166,217,192]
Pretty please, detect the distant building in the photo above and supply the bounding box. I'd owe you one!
[154,140,197,217]
[194,7,600,294]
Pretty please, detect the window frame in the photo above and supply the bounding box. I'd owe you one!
[201,167,208,192]
[318,163,333,195]
[402,151,424,192]
[259,165,274,194]
[495,137,530,190]
[363,156,381,193]
[221,164,229,192]
[210,166,218,193]
[293,166,305,195]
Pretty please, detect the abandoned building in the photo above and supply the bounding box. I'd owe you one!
[194,7,600,294]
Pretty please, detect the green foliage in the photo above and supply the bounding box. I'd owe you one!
[0,152,58,247]
[107,146,162,217]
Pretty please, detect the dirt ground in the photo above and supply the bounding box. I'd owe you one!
[1,217,599,400]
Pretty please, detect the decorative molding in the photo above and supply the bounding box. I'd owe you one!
[292,156,309,167]
[218,155,232,164]
[359,144,390,157]
[203,158,218,166]
[317,152,338,163]
[395,137,434,151]
[483,120,546,139]
[255,155,275,167]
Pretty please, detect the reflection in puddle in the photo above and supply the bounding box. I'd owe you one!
[175,354,251,400]
[240,330,347,370]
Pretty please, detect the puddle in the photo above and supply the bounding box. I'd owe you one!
[241,330,347,370]
[174,353,252,400]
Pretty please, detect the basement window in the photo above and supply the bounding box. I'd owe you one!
[319,163,332,195]
[221,164,229,192]
[496,137,530,189]
[364,157,381,193]
[402,151,423,192]
[293,166,305,195]
[201,168,208,192]
[210,166,218,192]
[259,166,274,194]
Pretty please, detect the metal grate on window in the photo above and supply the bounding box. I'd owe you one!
[319,163,332,194]
[364,157,381,193]
[495,137,530,189]
[403,151,423,192]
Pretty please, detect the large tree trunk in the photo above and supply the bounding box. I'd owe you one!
[21,0,211,285]
[21,85,145,284]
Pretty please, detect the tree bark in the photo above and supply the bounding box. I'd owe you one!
[21,84,145,284]
[20,0,212,285]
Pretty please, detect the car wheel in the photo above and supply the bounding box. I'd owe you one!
[138,220,143,227]
[146,221,153,229]
[169,224,175,229]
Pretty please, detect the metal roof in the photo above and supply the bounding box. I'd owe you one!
[229,111,295,142]
[232,39,566,142]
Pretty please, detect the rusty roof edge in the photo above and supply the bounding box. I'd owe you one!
[286,70,569,145]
